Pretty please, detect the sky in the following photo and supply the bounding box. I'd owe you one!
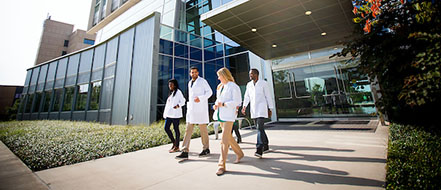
[0,0,92,86]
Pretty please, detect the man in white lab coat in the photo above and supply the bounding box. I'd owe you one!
[176,66,213,160]
[241,68,274,158]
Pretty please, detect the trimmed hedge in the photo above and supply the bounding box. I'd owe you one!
[0,120,214,171]
[386,123,441,189]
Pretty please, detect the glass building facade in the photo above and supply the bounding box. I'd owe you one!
[19,0,376,125]
[272,48,376,118]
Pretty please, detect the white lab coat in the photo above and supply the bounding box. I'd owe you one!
[213,82,242,122]
[186,76,213,124]
[243,80,274,119]
[163,89,186,119]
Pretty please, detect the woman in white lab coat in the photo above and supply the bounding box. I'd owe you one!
[163,79,186,153]
[213,68,244,176]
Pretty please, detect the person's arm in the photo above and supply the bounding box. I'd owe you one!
[263,82,274,109]
[263,82,274,117]
[241,83,250,114]
[174,90,186,108]
[197,79,213,102]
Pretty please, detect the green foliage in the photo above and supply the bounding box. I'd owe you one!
[334,0,441,126]
[386,123,441,189]
[4,99,21,121]
[0,120,214,171]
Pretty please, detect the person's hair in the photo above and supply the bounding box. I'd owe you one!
[250,68,259,75]
[168,79,179,97]
[190,66,199,72]
[217,67,235,84]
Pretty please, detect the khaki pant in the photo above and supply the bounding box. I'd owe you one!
[218,121,244,170]
[181,123,209,152]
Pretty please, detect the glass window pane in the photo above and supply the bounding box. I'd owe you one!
[37,65,48,92]
[190,47,202,61]
[62,87,75,111]
[190,34,202,48]
[100,78,113,110]
[204,59,224,103]
[204,46,215,61]
[158,55,173,104]
[89,81,101,110]
[160,39,173,55]
[106,37,119,65]
[43,91,53,112]
[65,54,80,86]
[32,92,42,113]
[174,58,189,98]
[55,58,68,89]
[52,89,64,112]
[25,94,34,113]
[93,45,106,70]
[225,53,249,86]
[174,43,189,58]
[75,84,89,111]
[45,62,57,90]
[79,49,93,73]
[174,30,188,44]
[215,44,224,58]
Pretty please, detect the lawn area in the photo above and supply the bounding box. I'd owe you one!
[0,120,212,171]
[386,123,441,189]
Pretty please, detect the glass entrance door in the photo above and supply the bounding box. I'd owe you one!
[274,61,376,118]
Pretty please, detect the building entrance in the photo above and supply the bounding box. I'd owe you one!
[273,61,376,118]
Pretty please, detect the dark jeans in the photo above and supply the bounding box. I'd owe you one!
[255,117,268,152]
[231,121,242,143]
[164,118,181,147]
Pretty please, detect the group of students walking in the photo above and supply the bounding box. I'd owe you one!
[162,66,274,176]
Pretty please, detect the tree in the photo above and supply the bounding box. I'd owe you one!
[333,0,441,126]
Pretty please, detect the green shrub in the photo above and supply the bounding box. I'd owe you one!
[0,120,214,171]
[386,123,441,189]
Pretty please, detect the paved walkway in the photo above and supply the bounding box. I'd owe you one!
[1,120,388,190]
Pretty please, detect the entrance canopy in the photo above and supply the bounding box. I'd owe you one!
[201,0,355,59]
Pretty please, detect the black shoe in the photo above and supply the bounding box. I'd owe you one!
[237,138,242,144]
[263,146,270,154]
[254,151,263,158]
[175,152,188,159]
[199,149,210,157]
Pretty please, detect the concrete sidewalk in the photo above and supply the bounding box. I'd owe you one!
[2,121,388,190]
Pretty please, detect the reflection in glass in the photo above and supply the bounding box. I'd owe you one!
[43,91,52,112]
[174,58,189,98]
[89,81,101,110]
[52,89,63,112]
[63,87,75,111]
[100,78,113,110]
[160,39,173,55]
[158,55,173,104]
[25,94,34,113]
[75,84,89,111]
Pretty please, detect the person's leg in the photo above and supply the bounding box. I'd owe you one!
[171,118,181,147]
[227,123,244,163]
[181,123,195,152]
[233,123,242,143]
[199,124,209,151]
[163,118,175,147]
[255,118,268,156]
[218,122,233,171]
